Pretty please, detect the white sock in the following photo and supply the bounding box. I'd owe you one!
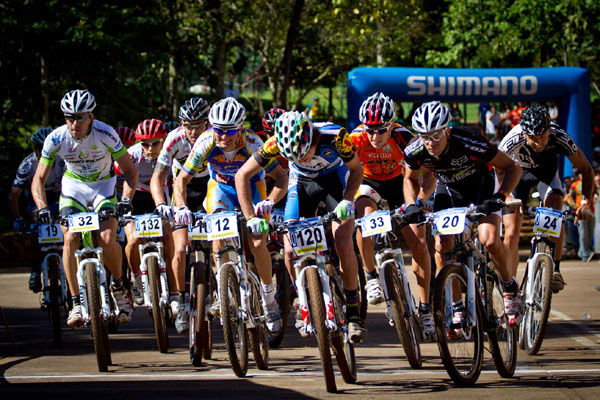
[262,282,275,305]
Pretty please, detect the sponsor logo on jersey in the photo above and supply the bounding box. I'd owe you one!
[79,151,89,160]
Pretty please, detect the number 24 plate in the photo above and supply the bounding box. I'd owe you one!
[534,207,562,237]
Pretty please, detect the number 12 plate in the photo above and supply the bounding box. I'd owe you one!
[534,207,562,237]
[207,211,238,240]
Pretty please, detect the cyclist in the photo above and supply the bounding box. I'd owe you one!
[31,89,139,328]
[350,92,437,340]
[174,97,288,334]
[115,119,173,306]
[163,120,181,134]
[8,127,66,292]
[499,104,593,292]
[235,111,366,343]
[150,97,210,334]
[403,101,523,327]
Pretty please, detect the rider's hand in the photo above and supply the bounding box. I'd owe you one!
[155,203,174,220]
[334,200,355,221]
[247,217,269,235]
[174,206,193,225]
[404,204,425,224]
[37,207,53,224]
[254,199,274,217]
[116,197,133,216]
[480,192,506,214]
[12,217,26,231]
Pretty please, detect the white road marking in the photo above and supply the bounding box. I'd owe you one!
[550,309,600,347]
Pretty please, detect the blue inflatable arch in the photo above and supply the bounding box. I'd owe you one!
[347,67,591,177]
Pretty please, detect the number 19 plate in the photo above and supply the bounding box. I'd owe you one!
[38,223,64,243]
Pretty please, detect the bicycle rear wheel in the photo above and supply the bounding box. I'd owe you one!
[85,262,110,372]
[384,261,422,369]
[148,256,169,353]
[203,268,217,360]
[248,265,269,370]
[433,263,483,386]
[189,262,206,366]
[306,267,336,393]
[487,271,517,378]
[520,255,553,355]
[267,253,291,348]
[48,256,62,347]
[220,263,249,377]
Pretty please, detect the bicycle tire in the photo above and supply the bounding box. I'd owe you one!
[220,263,249,377]
[189,262,206,366]
[267,254,291,349]
[433,263,484,386]
[48,256,62,347]
[248,266,269,370]
[357,250,368,323]
[327,264,357,384]
[520,255,553,355]
[306,267,336,393]
[85,262,110,372]
[486,271,517,378]
[203,268,217,360]
[384,261,422,369]
[148,256,169,353]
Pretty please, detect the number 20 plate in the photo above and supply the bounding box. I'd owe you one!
[135,214,163,238]
[289,219,328,256]
[68,212,100,233]
[433,207,467,235]
[360,210,392,237]
[534,207,562,237]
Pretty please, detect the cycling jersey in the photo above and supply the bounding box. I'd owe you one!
[403,126,498,185]
[499,122,578,184]
[114,143,165,193]
[254,122,355,179]
[350,123,414,180]
[157,126,209,179]
[40,121,126,182]
[182,128,272,185]
[13,152,66,192]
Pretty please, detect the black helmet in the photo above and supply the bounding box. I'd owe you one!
[31,127,53,148]
[178,97,210,122]
[520,104,550,136]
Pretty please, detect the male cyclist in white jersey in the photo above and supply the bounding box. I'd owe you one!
[31,89,139,328]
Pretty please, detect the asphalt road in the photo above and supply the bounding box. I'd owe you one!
[1,256,600,399]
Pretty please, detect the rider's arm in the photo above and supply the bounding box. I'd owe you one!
[420,169,437,201]
[489,150,521,196]
[31,162,52,210]
[150,163,171,206]
[115,152,138,199]
[235,157,265,219]
[8,186,23,218]
[568,149,594,202]
[403,166,424,205]
[342,154,363,202]
[173,169,194,208]
[265,164,288,204]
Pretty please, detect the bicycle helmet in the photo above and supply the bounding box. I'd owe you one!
[262,108,286,132]
[274,111,313,162]
[520,104,550,136]
[135,119,167,140]
[208,97,246,129]
[164,120,181,132]
[117,126,137,147]
[359,92,395,126]
[31,127,53,148]
[178,97,210,122]
[60,89,96,114]
[411,101,451,133]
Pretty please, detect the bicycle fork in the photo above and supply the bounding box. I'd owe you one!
[138,241,169,310]
[41,246,68,306]
[523,252,554,308]
[75,247,111,322]
[377,248,416,326]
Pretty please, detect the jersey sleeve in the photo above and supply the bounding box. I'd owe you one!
[181,132,212,175]
[334,127,356,163]
[40,130,62,167]
[12,154,36,188]
[553,124,578,157]
[402,137,425,170]
[253,136,281,168]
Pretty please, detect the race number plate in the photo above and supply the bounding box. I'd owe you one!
[68,212,100,233]
[533,207,563,237]
[433,207,467,235]
[289,218,328,256]
[188,212,208,240]
[207,211,238,240]
[270,208,284,225]
[134,214,163,238]
[360,210,392,237]
[116,224,125,242]
[38,223,64,244]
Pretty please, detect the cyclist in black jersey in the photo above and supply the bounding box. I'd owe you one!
[499,104,593,292]
[403,101,523,327]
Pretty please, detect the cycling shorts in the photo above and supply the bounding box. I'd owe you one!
[433,172,496,213]
[132,191,156,215]
[59,175,117,218]
[285,168,348,221]
[354,175,404,210]
[205,179,266,214]
[512,170,563,205]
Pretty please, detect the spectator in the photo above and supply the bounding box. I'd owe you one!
[569,169,595,260]
[499,102,512,139]
[449,102,462,127]
[304,97,320,120]
[548,101,559,122]
[485,103,501,141]
[224,81,240,99]
[477,102,489,135]
[508,103,521,127]
[593,171,600,256]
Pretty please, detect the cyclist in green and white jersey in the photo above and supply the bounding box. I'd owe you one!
[31,89,139,328]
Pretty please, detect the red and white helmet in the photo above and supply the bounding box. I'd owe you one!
[135,119,167,140]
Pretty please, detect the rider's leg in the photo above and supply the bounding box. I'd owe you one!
[478,214,513,282]
[545,193,565,263]
[354,196,377,275]
[61,225,81,298]
[171,227,188,293]
[332,219,358,291]
[502,211,522,278]
[124,223,141,275]
[401,223,431,304]
[97,217,123,280]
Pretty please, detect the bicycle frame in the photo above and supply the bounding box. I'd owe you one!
[138,240,169,310]
[376,247,416,325]
[522,236,555,307]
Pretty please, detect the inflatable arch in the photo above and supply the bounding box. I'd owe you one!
[347,67,591,177]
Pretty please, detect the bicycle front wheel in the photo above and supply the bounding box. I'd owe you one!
[48,256,62,347]
[433,263,484,386]
[148,256,169,353]
[220,263,248,377]
[520,255,553,355]
[267,253,291,349]
[248,264,269,370]
[306,267,336,393]
[487,271,517,378]
[384,261,422,369]
[189,262,206,366]
[85,262,110,372]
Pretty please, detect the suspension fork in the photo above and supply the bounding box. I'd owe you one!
[138,240,169,309]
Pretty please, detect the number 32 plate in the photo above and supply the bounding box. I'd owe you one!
[433,207,467,235]
[534,207,562,237]
[289,218,328,256]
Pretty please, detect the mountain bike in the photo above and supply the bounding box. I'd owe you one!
[428,205,517,386]
[356,207,422,368]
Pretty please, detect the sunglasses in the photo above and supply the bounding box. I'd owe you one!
[141,140,163,148]
[214,127,239,136]
[183,121,207,130]
[365,124,390,135]
[65,113,90,122]
[419,128,447,142]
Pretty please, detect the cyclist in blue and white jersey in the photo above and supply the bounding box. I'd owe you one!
[173,97,288,335]
[9,127,66,292]
[31,89,139,328]
[235,111,367,343]
[150,97,211,333]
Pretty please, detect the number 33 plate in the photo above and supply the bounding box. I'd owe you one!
[433,207,467,235]
[360,210,392,237]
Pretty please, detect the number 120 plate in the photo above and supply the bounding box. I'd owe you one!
[289,219,328,256]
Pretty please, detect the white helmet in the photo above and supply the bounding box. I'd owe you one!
[411,101,450,133]
[275,111,313,163]
[208,97,245,129]
[61,89,96,114]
